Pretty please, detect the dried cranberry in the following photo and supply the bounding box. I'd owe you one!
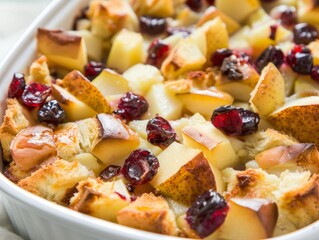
[84,61,104,80]
[22,83,51,107]
[140,16,167,35]
[255,45,284,73]
[37,100,65,124]
[114,92,149,121]
[186,0,202,11]
[206,0,215,5]
[278,6,297,28]
[286,45,313,75]
[211,105,260,136]
[146,39,170,68]
[186,190,229,238]
[167,27,191,38]
[293,23,318,45]
[121,149,159,185]
[269,24,278,40]
[211,48,233,67]
[146,115,176,148]
[8,73,26,98]
[311,65,319,81]
[220,55,244,80]
[100,165,121,181]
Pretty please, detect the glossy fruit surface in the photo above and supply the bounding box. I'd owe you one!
[8,73,26,98]
[22,83,51,108]
[38,100,65,124]
[140,16,167,35]
[84,61,104,80]
[146,39,170,68]
[100,165,121,181]
[286,45,313,75]
[311,65,319,81]
[211,48,233,67]
[220,55,244,80]
[255,45,284,73]
[293,23,318,45]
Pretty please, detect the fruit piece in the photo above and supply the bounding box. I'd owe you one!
[297,0,319,26]
[114,92,149,121]
[186,190,228,238]
[117,193,178,235]
[130,0,174,18]
[91,114,140,165]
[293,23,318,45]
[146,115,176,148]
[177,88,234,119]
[37,100,65,124]
[311,65,319,81]
[182,122,239,170]
[215,0,260,23]
[197,6,240,34]
[37,28,87,71]
[150,142,221,205]
[123,64,163,95]
[70,153,104,176]
[294,75,319,94]
[107,29,145,73]
[146,39,170,68]
[8,73,26,98]
[10,125,56,172]
[186,0,202,11]
[145,83,182,120]
[268,96,319,147]
[211,105,260,136]
[21,83,51,108]
[220,56,244,80]
[271,5,297,28]
[84,61,105,80]
[139,16,167,35]
[286,45,313,75]
[211,48,233,67]
[62,70,112,114]
[100,165,121,181]
[161,39,206,79]
[121,149,159,185]
[255,46,284,73]
[250,63,286,117]
[51,84,97,122]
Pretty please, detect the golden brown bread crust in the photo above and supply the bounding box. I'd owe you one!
[117,193,179,236]
[4,161,31,183]
[27,55,51,85]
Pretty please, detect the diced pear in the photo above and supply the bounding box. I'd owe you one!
[69,153,104,176]
[216,82,255,102]
[137,138,162,156]
[161,39,206,79]
[131,0,174,18]
[91,69,129,96]
[51,84,98,121]
[144,83,182,120]
[177,88,234,119]
[128,120,148,139]
[123,64,163,95]
[37,28,88,71]
[150,142,223,205]
[297,0,319,26]
[294,75,319,94]
[215,0,260,23]
[250,63,286,117]
[107,29,145,73]
[182,123,239,170]
[229,26,251,52]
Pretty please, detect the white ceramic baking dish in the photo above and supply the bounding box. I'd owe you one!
[0,0,319,239]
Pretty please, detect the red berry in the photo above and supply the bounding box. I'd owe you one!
[286,45,313,75]
[255,45,284,73]
[37,100,65,124]
[100,165,121,181]
[146,39,170,68]
[186,0,202,11]
[121,149,159,185]
[211,105,260,136]
[22,83,51,107]
[84,61,104,80]
[146,115,176,148]
[206,0,215,5]
[293,23,318,45]
[269,24,278,40]
[140,16,167,35]
[167,27,191,38]
[278,6,297,28]
[8,73,26,98]
[186,190,229,238]
[115,92,149,121]
[311,65,319,81]
[211,48,233,67]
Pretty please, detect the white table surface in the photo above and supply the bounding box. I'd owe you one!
[0,1,51,239]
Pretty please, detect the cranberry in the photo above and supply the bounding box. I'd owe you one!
[140,16,167,35]
[114,92,149,121]
[186,0,202,11]
[186,190,229,238]
[211,48,233,67]
[8,73,26,98]
[206,0,215,5]
[121,149,159,185]
[146,115,176,148]
[220,55,244,80]
[22,83,51,107]
[167,27,191,38]
[37,100,65,124]
[293,23,318,45]
[311,65,319,81]
[286,45,313,75]
[315,0,319,7]
[269,24,278,40]
[278,6,297,28]
[84,61,104,80]
[255,45,284,73]
[211,105,260,136]
[100,165,121,181]
[146,39,170,68]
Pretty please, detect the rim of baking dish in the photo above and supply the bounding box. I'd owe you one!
[0,0,318,239]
